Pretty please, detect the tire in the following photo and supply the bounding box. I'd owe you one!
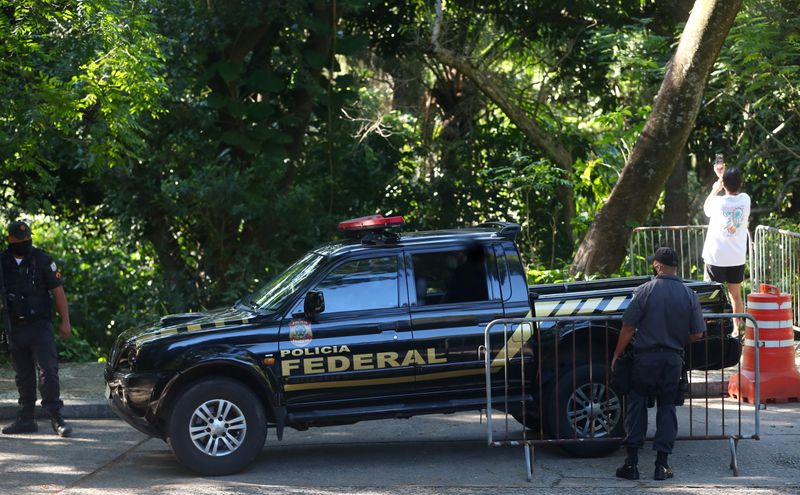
[166,377,267,476]
[544,363,624,457]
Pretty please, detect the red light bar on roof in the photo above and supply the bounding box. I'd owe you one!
[338,215,405,232]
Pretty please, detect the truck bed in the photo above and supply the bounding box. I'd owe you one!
[529,276,730,317]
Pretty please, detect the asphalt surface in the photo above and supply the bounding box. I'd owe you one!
[1,404,799,495]
[1,359,800,494]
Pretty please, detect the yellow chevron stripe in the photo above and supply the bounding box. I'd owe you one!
[603,296,626,313]
[187,323,202,332]
[556,299,582,316]
[490,310,534,368]
[577,298,603,314]
[215,320,225,328]
[534,301,559,316]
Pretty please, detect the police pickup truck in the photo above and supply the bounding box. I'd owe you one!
[105,216,736,475]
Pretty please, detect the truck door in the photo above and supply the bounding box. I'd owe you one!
[279,253,415,406]
[408,243,505,397]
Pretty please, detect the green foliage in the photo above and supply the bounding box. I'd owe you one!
[56,328,101,363]
[0,0,167,206]
[527,266,571,285]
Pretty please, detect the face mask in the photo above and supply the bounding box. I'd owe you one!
[8,240,32,257]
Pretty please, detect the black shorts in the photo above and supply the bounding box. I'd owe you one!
[705,264,745,284]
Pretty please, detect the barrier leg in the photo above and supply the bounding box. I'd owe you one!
[729,437,739,476]
[524,444,534,482]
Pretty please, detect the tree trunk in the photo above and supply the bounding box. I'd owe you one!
[571,0,743,276]
[663,148,689,225]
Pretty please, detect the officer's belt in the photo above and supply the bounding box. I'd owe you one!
[634,345,684,356]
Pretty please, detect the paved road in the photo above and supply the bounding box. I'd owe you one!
[2,405,800,495]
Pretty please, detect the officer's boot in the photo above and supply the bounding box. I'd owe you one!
[2,413,38,434]
[654,451,673,480]
[50,412,72,438]
[615,447,640,480]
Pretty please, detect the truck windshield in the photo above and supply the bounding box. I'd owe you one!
[251,251,325,311]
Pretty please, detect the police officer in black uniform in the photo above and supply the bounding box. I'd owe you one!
[611,247,705,480]
[1,221,72,437]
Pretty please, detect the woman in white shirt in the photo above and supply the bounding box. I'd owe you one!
[702,165,750,336]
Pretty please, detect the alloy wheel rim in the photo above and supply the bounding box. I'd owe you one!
[565,382,621,438]
[189,399,247,457]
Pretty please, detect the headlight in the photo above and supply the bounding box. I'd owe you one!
[116,344,139,372]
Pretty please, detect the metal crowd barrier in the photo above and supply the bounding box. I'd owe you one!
[629,226,709,280]
[483,313,761,481]
[751,225,800,333]
[629,224,800,332]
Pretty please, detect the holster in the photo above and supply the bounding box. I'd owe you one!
[675,370,689,406]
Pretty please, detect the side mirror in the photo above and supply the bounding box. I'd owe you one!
[304,291,325,319]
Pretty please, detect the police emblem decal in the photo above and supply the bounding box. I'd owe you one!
[289,319,313,347]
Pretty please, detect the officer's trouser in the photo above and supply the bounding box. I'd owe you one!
[8,320,63,418]
[623,351,682,454]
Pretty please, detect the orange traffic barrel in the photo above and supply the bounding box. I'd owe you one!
[729,284,800,404]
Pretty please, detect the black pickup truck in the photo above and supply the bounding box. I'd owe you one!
[105,216,735,475]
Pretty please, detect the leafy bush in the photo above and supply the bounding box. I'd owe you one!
[56,328,101,363]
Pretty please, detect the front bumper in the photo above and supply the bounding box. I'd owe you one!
[106,371,174,439]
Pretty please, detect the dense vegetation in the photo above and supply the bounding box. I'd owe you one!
[1,0,798,360]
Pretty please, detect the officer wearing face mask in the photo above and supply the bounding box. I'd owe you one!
[611,247,705,481]
[1,221,72,437]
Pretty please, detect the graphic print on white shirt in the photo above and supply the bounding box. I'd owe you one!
[722,205,746,236]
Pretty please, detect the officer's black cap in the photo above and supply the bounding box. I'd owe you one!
[646,246,679,267]
[7,221,32,243]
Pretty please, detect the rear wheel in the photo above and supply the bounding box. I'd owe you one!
[167,377,267,475]
[544,363,624,457]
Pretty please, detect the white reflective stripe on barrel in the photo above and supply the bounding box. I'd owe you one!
[781,301,792,309]
[744,339,797,348]
[747,301,780,310]
[745,319,793,329]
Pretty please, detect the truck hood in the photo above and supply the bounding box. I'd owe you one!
[119,307,265,347]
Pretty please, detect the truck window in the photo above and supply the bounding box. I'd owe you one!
[315,256,399,313]
[253,251,325,311]
[412,246,488,305]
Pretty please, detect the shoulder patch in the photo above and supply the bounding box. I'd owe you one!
[50,262,58,272]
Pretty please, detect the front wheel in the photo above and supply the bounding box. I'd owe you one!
[544,363,624,457]
[167,377,267,475]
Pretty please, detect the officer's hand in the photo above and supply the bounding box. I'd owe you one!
[58,321,71,340]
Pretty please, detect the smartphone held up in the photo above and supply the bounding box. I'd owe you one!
[714,153,725,178]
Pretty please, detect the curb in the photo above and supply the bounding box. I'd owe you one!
[0,400,115,420]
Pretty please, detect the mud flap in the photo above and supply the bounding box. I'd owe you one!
[273,405,287,441]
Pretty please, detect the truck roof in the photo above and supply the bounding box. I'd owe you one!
[312,228,509,257]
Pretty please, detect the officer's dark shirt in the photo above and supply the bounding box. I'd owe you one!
[1,247,62,322]
[622,274,705,351]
